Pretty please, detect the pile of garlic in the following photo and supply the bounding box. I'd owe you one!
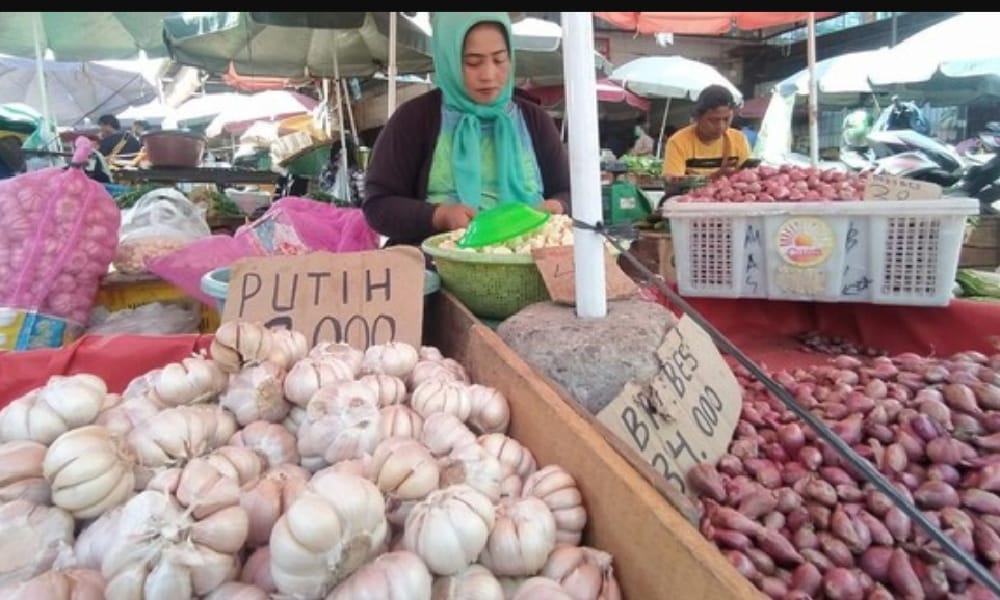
[0,319,622,600]
[438,215,576,255]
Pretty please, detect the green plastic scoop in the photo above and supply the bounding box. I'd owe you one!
[456,202,551,249]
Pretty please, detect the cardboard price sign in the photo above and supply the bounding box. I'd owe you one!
[863,173,942,201]
[596,315,741,495]
[222,246,426,350]
[531,245,638,305]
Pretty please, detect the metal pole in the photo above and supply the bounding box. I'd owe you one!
[31,12,56,150]
[656,98,672,158]
[890,12,898,47]
[806,12,819,167]
[562,12,606,319]
[387,11,399,119]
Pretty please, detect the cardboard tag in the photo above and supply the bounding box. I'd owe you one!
[863,173,942,201]
[596,315,741,495]
[222,247,425,349]
[532,245,638,305]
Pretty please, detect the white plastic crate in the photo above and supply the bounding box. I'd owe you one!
[661,198,979,306]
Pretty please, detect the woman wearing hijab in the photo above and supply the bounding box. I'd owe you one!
[363,12,571,246]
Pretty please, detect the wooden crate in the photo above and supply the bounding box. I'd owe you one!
[961,215,1000,269]
[428,291,759,600]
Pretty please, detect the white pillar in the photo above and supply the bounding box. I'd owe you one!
[807,12,819,167]
[387,12,398,119]
[562,12,607,319]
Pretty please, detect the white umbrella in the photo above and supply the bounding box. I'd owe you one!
[204,90,319,138]
[161,93,245,130]
[611,55,742,157]
[776,48,889,97]
[0,53,158,127]
[117,98,169,126]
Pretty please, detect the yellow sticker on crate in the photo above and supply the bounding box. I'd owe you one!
[776,217,836,268]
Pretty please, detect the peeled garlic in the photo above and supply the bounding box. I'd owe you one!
[220,361,289,425]
[403,484,495,576]
[431,564,504,600]
[522,465,587,546]
[363,341,420,378]
[479,496,557,577]
[327,550,432,600]
[542,545,622,600]
[210,321,274,374]
[371,436,440,500]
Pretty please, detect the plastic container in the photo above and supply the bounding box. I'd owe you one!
[225,189,272,216]
[142,131,206,168]
[0,307,83,351]
[201,266,441,314]
[661,197,979,306]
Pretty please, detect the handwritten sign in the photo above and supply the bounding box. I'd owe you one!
[864,173,942,202]
[222,247,426,350]
[596,315,741,495]
[531,245,638,305]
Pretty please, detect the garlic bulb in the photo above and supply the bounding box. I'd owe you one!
[204,581,270,600]
[220,361,290,425]
[327,550,432,600]
[386,496,420,528]
[210,320,275,373]
[94,388,163,437]
[283,356,354,407]
[267,327,309,370]
[542,545,622,600]
[327,456,374,480]
[72,507,122,569]
[363,341,419,378]
[359,372,409,407]
[153,354,228,406]
[422,413,476,458]
[479,496,556,576]
[403,484,495,576]
[380,404,424,440]
[0,499,75,586]
[310,341,364,377]
[419,346,445,361]
[128,405,234,488]
[511,577,573,600]
[240,546,277,592]
[269,471,388,598]
[522,465,587,546]
[0,568,106,600]
[43,425,135,519]
[147,447,261,521]
[478,433,537,480]
[297,381,381,471]
[102,490,245,597]
[240,463,309,547]
[497,576,528,600]
[438,358,470,383]
[230,420,300,468]
[372,436,440,500]
[466,384,511,434]
[440,442,504,502]
[431,564,504,600]
[0,440,50,504]
[283,406,307,437]
[0,374,107,444]
[409,360,459,390]
[411,380,473,421]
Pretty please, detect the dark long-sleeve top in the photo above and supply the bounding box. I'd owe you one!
[363,88,572,246]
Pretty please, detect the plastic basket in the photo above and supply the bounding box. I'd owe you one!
[422,233,551,320]
[201,266,441,314]
[661,198,980,306]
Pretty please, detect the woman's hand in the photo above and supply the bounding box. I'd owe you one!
[540,199,565,214]
[432,204,477,231]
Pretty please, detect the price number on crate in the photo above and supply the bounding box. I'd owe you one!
[863,173,941,202]
[598,315,742,495]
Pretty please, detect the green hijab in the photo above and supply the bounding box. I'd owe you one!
[431,12,532,207]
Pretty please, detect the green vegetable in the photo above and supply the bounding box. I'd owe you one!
[114,184,162,209]
[211,192,244,217]
[956,269,1000,299]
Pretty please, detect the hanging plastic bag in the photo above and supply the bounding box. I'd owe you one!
[0,137,121,340]
[113,188,211,274]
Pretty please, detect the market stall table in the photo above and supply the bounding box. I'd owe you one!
[114,166,280,186]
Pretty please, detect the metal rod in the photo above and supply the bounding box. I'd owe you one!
[806,12,819,167]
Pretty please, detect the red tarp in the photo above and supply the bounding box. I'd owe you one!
[595,12,840,35]
[3,296,1000,407]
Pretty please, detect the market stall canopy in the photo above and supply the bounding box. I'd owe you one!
[610,55,742,102]
[222,61,313,93]
[162,12,433,78]
[204,90,320,138]
[521,78,650,111]
[867,12,1000,102]
[0,12,176,61]
[161,93,246,130]
[504,16,613,86]
[775,48,890,97]
[594,11,838,35]
[0,54,159,127]
[117,99,169,127]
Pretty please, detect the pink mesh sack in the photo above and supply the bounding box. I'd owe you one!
[0,138,120,326]
[147,197,379,306]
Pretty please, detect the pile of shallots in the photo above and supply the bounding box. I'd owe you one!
[0,320,621,600]
[674,165,868,204]
[692,350,1000,599]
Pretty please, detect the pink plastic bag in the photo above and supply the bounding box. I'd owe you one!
[147,197,379,306]
[0,138,120,326]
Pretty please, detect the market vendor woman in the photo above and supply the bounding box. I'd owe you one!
[363,12,571,246]
[661,84,751,181]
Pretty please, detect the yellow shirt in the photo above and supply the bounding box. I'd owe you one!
[662,125,751,177]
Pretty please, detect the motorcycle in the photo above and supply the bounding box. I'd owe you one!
[840,128,966,187]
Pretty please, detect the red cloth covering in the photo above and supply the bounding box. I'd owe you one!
[4,294,1000,407]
